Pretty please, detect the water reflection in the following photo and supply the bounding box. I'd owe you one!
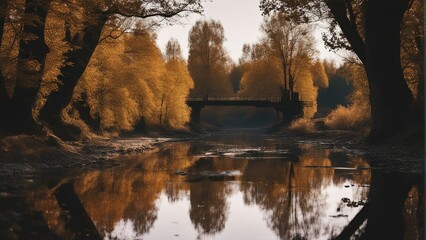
[25,134,422,240]
[362,170,422,240]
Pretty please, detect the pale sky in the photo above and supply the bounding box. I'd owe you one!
[156,0,341,64]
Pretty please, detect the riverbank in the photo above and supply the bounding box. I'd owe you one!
[0,127,422,179]
[277,128,423,174]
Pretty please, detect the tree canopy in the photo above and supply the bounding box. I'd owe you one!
[188,19,233,97]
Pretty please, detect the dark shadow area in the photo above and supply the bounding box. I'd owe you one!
[361,170,422,240]
[333,168,423,240]
[0,185,59,240]
[54,182,101,240]
[317,74,353,117]
[200,106,278,128]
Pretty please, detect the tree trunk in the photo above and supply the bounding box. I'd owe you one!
[364,0,413,141]
[0,0,9,129]
[7,0,50,134]
[39,14,108,125]
[327,0,366,64]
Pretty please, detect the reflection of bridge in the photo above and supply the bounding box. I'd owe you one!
[186,96,313,123]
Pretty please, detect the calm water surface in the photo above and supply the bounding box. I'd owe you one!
[27,132,422,240]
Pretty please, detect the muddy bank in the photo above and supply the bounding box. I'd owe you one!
[0,134,188,179]
[0,128,422,179]
[275,129,423,174]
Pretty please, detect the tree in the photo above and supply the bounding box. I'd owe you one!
[0,0,71,135]
[164,38,182,62]
[260,0,419,141]
[260,12,316,98]
[76,29,166,133]
[188,19,233,97]
[39,0,203,130]
[237,15,328,117]
[229,64,243,93]
[75,30,193,133]
[0,0,9,128]
[400,0,423,103]
[324,60,370,130]
[6,0,51,133]
[238,58,283,97]
[160,38,194,128]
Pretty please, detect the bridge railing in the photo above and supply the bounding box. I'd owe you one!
[186,97,315,107]
[186,97,283,103]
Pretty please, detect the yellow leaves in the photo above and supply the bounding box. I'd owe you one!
[238,59,282,97]
[293,65,317,118]
[188,19,233,97]
[311,61,329,88]
[103,87,139,131]
[324,104,370,130]
[76,30,194,133]
[161,57,194,128]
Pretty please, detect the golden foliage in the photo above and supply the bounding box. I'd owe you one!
[236,13,330,118]
[75,29,193,133]
[288,118,316,133]
[188,19,233,97]
[324,104,370,130]
[161,57,194,128]
[400,0,423,100]
[238,59,282,97]
[311,60,329,88]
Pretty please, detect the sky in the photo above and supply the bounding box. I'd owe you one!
[156,0,341,63]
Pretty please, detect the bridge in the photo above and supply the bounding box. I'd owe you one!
[186,96,313,124]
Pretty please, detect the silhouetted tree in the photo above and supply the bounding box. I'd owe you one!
[7,0,51,133]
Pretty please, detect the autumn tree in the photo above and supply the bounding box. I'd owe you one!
[238,47,283,97]
[74,30,193,134]
[237,15,328,117]
[0,0,8,127]
[261,12,316,98]
[0,0,51,133]
[39,0,203,131]
[260,0,421,141]
[188,19,233,97]
[400,0,423,103]
[75,28,163,133]
[160,38,194,128]
[0,0,202,136]
[0,1,68,134]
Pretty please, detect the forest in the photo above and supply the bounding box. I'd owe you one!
[0,0,424,239]
[0,0,423,142]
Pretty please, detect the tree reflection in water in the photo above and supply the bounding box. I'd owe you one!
[361,170,423,240]
[23,137,422,240]
[187,156,247,237]
[239,144,370,239]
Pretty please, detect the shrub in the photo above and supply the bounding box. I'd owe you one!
[289,118,316,133]
[324,104,370,130]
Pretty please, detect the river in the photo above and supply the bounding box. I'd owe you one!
[5,132,424,239]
